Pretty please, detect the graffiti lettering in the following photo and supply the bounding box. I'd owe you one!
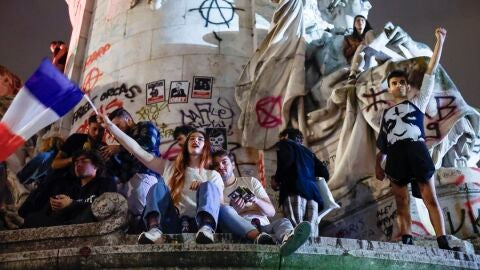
[73,96,98,123]
[255,96,282,128]
[376,202,396,239]
[446,209,466,235]
[180,97,234,132]
[158,123,174,139]
[85,43,111,68]
[136,102,170,124]
[76,99,124,142]
[425,96,457,141]
[362,88,388,112]
[100,83,142,102]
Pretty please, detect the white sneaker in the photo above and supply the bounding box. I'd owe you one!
[138,227,163,244]
[280,221,311,256]
[254,232,276,245]
[195,225,215,244]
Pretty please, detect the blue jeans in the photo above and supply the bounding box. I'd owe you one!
[218,205,294,242]
[143,181,221,234]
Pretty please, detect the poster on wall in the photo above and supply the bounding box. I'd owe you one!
[206,127,227,151]
[168,81,189,104]
[191,76,213,99]
[146,80,166,105]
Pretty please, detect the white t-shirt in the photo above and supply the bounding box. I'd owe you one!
[164,166,224,217]
[223,176,270,226]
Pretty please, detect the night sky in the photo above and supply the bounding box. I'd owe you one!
[0,0,479,107]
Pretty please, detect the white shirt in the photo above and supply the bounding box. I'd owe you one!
[223,176,270,226]
[164,166,224,217]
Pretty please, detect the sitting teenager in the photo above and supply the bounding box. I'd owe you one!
[212,149,311,256]
[100,116,223,244]
[22,150,117,228]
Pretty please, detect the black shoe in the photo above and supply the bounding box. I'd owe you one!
[401,234,414,245]
[437,235,453,250]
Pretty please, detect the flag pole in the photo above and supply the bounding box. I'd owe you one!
[83,95,99,115]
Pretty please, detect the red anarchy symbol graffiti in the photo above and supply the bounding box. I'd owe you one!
[81,67,103,94]
[255,96,282,128]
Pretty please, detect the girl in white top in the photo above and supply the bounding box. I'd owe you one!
[101,115,223,244]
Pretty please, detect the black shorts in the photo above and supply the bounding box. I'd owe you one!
[385,140,435,192]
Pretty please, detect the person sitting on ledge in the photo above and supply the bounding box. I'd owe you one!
[100,115,224,244]
[212,149,311,256]
[23,150,117,228]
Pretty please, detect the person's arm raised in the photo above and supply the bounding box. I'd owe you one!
[100,114,164,174]
[426,27,447,75]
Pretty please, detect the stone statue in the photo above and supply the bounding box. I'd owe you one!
[234,1,480,242]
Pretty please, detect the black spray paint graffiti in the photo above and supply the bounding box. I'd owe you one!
[362,88,388,112]
[189,0,244,28]
[425,96,457,140]
[73,96,98,123]
[376,202,396,239]
[180,97,234,132]
[100,83,142,102]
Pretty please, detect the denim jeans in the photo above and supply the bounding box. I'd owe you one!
[143,181,220,234]
[218,205,293,242]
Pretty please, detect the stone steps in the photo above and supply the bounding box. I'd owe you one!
[1,235,479,269]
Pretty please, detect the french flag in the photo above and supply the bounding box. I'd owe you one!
[0,59,84,161]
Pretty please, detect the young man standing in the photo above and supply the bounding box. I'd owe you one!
[212,149,311,256]
[375,28,451,249]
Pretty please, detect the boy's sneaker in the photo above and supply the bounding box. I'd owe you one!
[402,234,414,245]
[196,225,215,244]
[138,227,163,244]
[280,221,311,257]
[254,232,276,245]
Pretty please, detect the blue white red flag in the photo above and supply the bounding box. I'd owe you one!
[0,59,84,161]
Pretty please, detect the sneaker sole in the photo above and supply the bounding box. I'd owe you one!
[138,233,154,245]
[196,232,214,244]
[280,221,311,257]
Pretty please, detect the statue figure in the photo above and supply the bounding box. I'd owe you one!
[235,0,480,201]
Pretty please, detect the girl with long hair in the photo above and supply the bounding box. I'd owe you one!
[101,115,223,244]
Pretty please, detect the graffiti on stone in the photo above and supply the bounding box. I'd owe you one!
[100,83,142,102]
[136,102,170,125]
[189,0,243,28]
[255,96,282,128]
[362,88,388,112]
[425,95,457,141]
[81,67,103,94]
[376,201,396,239]
[84,43,111,68]
[180,97,234,132]
[75,98,124,135]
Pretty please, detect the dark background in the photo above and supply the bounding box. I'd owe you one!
[0,0,479,107]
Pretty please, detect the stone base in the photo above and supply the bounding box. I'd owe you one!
[1,236,479,269]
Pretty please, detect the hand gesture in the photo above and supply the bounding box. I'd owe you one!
[435,27,447,44]
[190,180,201,191]
[100,145,121,160]
[50,194,73,211]
[230,196,246,212]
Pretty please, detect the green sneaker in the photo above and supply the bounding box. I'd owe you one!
[280,221,311,257]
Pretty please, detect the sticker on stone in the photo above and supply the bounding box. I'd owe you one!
[146,80,166,105]
[168,81,189,104]
[191,76,213,99]
[206,127,227,151]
